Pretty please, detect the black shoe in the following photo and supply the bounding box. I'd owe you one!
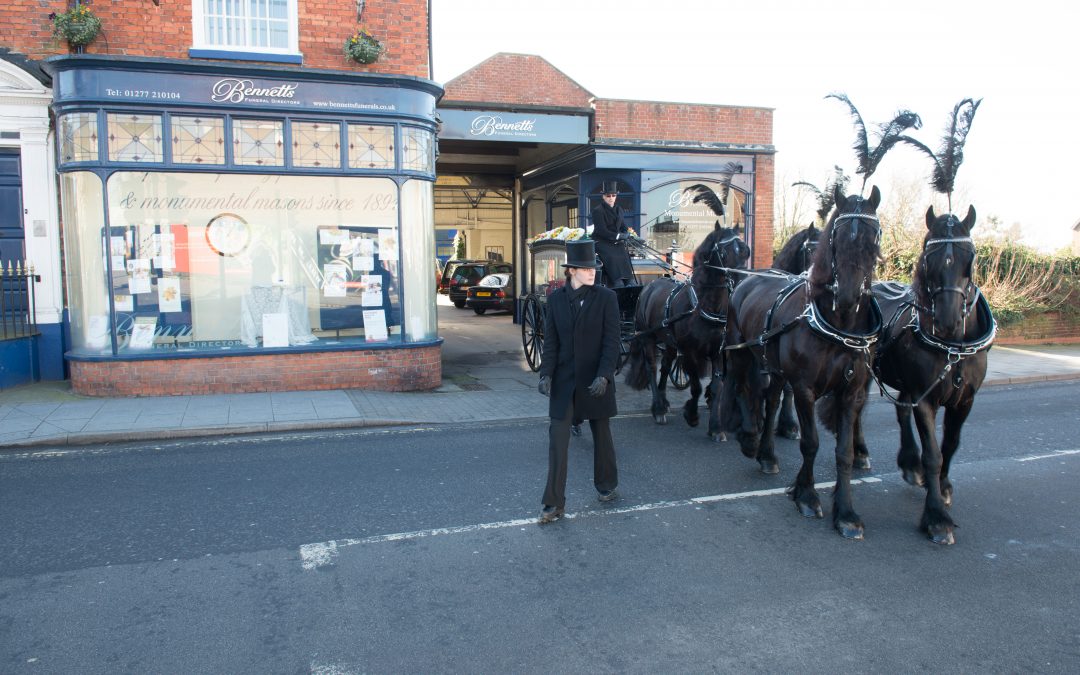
[597,489,618,503]
[538,505,565,524]
[571,423,583,437]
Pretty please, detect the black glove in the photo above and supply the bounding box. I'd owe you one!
[587,376,608,397]
[615,232,627,242]
[538,376,551,397]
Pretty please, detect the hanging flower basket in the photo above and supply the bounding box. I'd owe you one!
[344,29,382,64]
[51,4,102,48]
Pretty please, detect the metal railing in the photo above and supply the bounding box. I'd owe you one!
[1,260,40,341]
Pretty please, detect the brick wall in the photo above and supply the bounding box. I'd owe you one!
[752,153,775,270]
[69,345,442,397]
[593,100,773,147]
[995,312,1080,345]
[441,53,593,107]
[1,0,430,77]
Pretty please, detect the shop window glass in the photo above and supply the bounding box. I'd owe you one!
[60,172,411,355]
[401,127,434,173]
[291,121,341,168]
[59,113,99,164]
[172,115,226,165]
[641,178,748,270]
[348,124,394,170]
[233,119,284,166]
[107,113,163,163]
[400,180,436,341]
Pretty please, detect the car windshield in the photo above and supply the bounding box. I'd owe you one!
[453,267,485,284]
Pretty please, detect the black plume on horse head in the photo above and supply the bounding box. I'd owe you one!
[827,93,921,191]
[899,98,982,210]
[793,165,850,225]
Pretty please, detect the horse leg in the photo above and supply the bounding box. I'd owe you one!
[831,386,867,540]
[642,340,667,425]
[788,386,823,519]
[775,383,800,440]
[706,358,727,443]
[656,348,675,423]
[912,400,955,545]
[852,404,871,471]
[939,401,973,509]
[681,356,701,428]
[754,377,783,475]
[894,395,925,487]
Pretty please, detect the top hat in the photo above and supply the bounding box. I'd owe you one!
[599,181,619,195]
[562,239,603,269]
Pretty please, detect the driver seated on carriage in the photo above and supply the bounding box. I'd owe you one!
[590,182,638,288]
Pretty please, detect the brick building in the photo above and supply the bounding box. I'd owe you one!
[0,2,773,396]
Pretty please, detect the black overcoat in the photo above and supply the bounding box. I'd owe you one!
[591,204,636,286]
[539,283,620,420]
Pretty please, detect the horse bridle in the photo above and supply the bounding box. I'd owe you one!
[918,215,979,334]
[825,204,881,312]
[692,233,748,323]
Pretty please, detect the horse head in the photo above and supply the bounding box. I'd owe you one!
[916,205,978,339]
[809,185,882,314]
[773,223,821,274]
[690,222,749,311]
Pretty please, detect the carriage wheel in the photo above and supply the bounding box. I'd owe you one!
[669,354,692,390]
[521,295,544,372]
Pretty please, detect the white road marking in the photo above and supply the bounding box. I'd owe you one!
[1015,448,1080,462]
[297,476,884,570]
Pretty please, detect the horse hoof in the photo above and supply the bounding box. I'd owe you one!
[927,526,955,546]
[654,414,668,425]
[853,456,871,471]
[902,469,925,487]
[797,501,823,519]
[709,431,727,443]
[777,426,800,440]
[683,414,700,428]
[836,521,865,540]
[759,460,780,475]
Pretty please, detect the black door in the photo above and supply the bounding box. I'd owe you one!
[0,148,26,324]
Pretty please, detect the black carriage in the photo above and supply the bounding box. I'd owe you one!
[520,237,678,378]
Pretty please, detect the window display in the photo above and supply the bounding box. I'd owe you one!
[62,171,426,355]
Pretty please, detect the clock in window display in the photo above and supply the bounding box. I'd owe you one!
[205,213,251,257]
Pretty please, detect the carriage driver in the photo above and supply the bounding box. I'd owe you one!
[536,239,621,524]
[590,182,637,288]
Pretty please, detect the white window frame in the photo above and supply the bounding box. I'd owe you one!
[191,0,301,58]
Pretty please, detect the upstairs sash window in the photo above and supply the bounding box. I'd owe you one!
[193,0,299,56]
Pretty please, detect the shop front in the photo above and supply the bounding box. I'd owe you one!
[46,56,443,396]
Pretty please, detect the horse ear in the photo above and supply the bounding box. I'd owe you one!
[926,205,936,230]
[867,185,881,210]
[962,205,976,229]
[833,183,845,210]
[714,219,722,231]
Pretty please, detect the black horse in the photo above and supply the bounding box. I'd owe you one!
[722,186,883,539]
[769,224,821,439]
[870,205,994,544]
[625,223,749,440]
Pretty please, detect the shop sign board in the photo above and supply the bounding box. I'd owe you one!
[438,109,588,144]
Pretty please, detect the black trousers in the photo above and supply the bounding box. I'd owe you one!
[542,409,618,509]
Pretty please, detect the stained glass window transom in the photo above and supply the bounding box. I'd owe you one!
[291,121,341,168]
[171,116,226,165]
[59,113,99,163]
[106,113,163,163]
[401,127,434,173]
[233,119,284,166]
[348,124,395,170]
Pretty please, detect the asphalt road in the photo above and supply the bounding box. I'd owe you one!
[2,380,1079,673]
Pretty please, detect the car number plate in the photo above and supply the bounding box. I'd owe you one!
[476,292,492,297]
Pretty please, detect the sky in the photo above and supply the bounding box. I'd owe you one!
[431,0,1078,252]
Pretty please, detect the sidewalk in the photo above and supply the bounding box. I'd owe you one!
[3,314,1080,449]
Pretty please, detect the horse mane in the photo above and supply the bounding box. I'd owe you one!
[772,224,819,274]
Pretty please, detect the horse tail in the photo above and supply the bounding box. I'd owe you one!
[816,393,840,434]
[623,334,652,390]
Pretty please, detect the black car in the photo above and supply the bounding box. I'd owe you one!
[465,273,514,315]
[446,261,512,308]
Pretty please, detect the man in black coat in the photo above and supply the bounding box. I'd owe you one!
[590,182,636,288]
[537,239,621,524]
